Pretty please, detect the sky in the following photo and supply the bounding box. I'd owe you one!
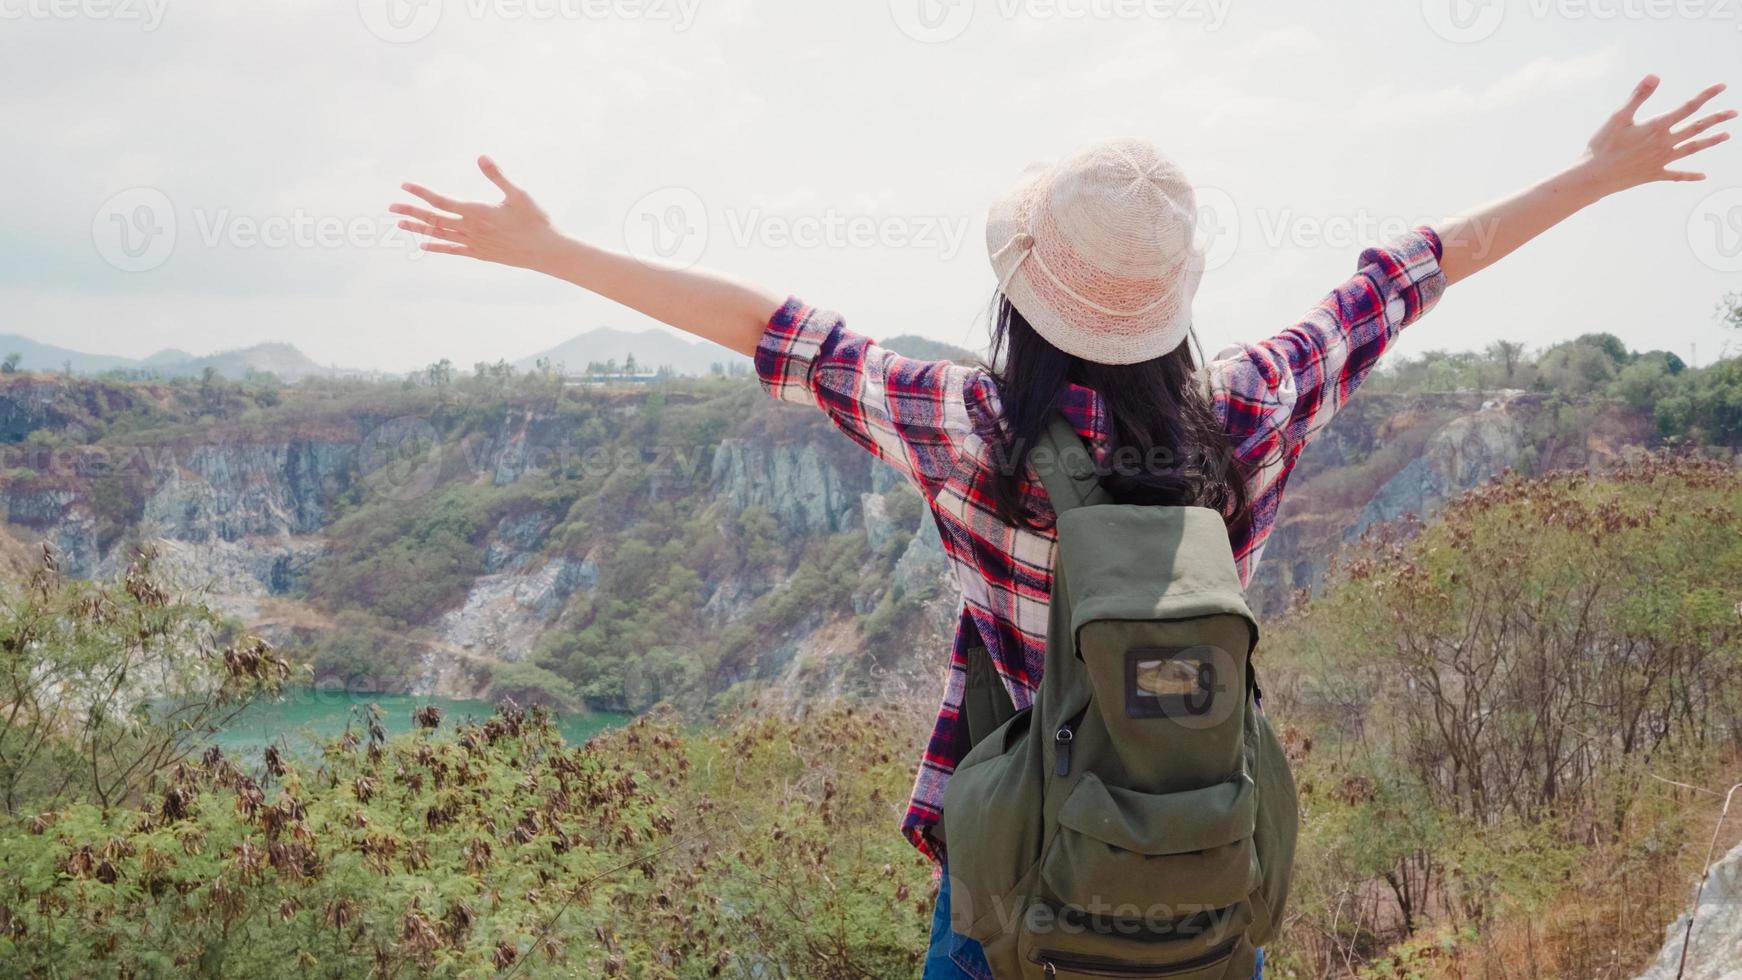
[4,0,1742,373]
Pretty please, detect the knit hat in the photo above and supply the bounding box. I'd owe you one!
[986,138,1204,365]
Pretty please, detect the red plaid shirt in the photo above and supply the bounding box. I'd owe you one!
[755,229,1446,861]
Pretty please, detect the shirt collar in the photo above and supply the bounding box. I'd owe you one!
[1058,383,1108,445]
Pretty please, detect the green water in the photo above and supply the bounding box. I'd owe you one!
[209,690,629,757]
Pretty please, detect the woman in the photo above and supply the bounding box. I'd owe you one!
[392,74,1731,977]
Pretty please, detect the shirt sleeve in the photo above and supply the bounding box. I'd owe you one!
[754,297,990,498]
[1210,227,1446,472]
[1207,229,1446,585]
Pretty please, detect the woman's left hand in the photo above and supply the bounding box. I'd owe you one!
[391,156,565,270]
[1437,74,1734,284]
[1578,74,1734,193]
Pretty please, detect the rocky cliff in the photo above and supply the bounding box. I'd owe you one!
[0,372,1664,707]
[1636,837,1742,980]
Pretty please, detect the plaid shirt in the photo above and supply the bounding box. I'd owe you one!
[755,228,1446,861]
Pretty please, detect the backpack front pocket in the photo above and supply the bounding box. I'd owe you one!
[1039,772,1260,930]
[940,707,1046,941]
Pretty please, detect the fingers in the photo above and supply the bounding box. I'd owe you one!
[1650,82,1728,128]
[478,155,520,199]
[1671,108,1738,143]
[397,218,468,245]
[1619,74,1661,121]
[388,203,459,228]
[1671,132,1732,160]
[422,242,478,257]
[400,182,472,216]
[1658,170,1707,183]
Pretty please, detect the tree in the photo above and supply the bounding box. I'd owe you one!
[1,352,20,374]
[1486,339,1525,384]
[0,546,292,814]
[425,358,453,387]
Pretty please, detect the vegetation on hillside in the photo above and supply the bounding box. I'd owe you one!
[3,456,1739,977]
[1367,292,1742,444]
[1264,455,1742,977]
[0,552,933,977]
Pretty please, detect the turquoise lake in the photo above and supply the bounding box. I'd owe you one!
[209,690,629,756]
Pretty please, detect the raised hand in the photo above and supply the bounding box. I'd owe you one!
[1581,75,1734,192]
[391,156,562,269]
[390,156,781,356]
[1436,74,1735,284]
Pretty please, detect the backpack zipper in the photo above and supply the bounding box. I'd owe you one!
[1053,708,1087,777]
[1034,939,1237,977]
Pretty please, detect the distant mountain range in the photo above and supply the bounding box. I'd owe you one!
[512,327,748,377]
[0,335,347,381]
[0,327,983,383]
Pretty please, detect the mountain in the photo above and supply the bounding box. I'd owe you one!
[168,342,337,381]
[0,335,343,381]
[515,327,748,376]
[0,335,143,375]
[879,334,982,364]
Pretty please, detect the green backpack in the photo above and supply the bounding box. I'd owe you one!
[938,415,1299,979]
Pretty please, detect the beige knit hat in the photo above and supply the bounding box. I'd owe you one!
[986,138,1205,365]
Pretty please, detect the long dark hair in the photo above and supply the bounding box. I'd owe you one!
[984,296,1247,529]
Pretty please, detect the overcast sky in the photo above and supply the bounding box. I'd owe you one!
[5,0,1741,372]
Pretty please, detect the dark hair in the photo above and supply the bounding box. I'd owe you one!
[984,296,1247,529]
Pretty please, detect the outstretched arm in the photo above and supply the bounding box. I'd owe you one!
[1437,75,1733,285]
[390,158,783,357]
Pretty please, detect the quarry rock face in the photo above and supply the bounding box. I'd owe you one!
[709,437,870,534]
[1636,838,1742,980]
[1247,396,1531,616]
[138,440,356,541]
[0,380,1643,710]
[1347,404,1527,543]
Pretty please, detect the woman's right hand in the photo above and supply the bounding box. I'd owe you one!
[391,156,566,270]
[391,155,782,357]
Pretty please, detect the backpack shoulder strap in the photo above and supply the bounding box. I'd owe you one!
[1035,414,1114,514]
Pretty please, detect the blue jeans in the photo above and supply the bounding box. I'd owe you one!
[922,867,1264,979]
[923,867,994,980]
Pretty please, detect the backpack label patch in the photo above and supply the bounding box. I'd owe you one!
[1125,645,1232,724]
